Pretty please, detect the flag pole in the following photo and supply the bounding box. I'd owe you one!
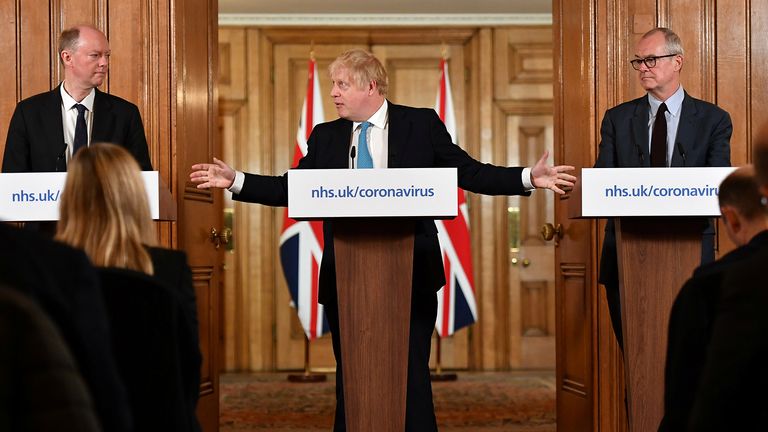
[287,334,326,383]
[430,333,457,381]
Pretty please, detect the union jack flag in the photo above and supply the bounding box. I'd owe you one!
[434,58,478,337]
[279,58,329,340]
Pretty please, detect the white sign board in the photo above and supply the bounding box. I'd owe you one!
[581,167,737,217]
[0,171,160,221]
[288,168,458,219]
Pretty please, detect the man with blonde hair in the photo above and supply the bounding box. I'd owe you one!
[191,48,576,431]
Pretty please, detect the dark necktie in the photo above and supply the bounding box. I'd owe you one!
[650,103,668,167]
[357,121,373,169]
[73,104,88,155]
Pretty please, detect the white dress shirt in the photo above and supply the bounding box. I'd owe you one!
[60,84,96,163]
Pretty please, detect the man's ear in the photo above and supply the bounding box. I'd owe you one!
[60,50,71,66]
[368,80,377,95]
[721,206,741,234]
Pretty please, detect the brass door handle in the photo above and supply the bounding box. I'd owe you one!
[209,227,232,249]
[511,257,531,267]
[541,223,563,242]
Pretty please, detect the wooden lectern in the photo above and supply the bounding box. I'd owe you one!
[570,167,734,431]
[288,168,458,431]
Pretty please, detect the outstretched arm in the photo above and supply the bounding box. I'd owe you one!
[530,150,576,194]
[189,158,236,189]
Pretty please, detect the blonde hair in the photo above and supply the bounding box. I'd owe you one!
[328,49,388,96]
[56,143,155,274]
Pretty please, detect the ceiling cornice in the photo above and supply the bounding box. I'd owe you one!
[218,13,552,27]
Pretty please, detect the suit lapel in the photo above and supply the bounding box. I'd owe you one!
[329,119,352,168]
[46,86,66,154]
[91,89,114,142]
[671,93,697,167]
[631,97,650,167]
[386,102,409,168]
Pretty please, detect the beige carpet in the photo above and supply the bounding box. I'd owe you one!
[220,371,555,431]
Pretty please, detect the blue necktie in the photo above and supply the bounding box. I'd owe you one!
[357,121,373,169]
[73,104,88,155]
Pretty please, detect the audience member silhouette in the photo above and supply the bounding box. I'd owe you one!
[55,143,202,432]
[687,130,768,430]
[0,222,131,431]
[660,166,768,431]
[0,285,101,432]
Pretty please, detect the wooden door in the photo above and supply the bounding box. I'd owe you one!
[553,0,600,430]
[176,0,221,430]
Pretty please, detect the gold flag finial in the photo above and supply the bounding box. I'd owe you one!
[310,40,315,61]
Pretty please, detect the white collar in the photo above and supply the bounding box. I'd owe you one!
[60,84,96,112]
[353,99,388,130]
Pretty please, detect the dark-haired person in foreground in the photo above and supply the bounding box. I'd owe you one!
[190,48,576,431]
[0,222,132,431]
[660,166,768,431]
[687,130,768,430]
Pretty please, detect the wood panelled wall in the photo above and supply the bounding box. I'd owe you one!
[1,1,222,430]
[218,26,557,372]
[554,0,768,429]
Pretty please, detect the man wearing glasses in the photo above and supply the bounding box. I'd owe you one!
[594,27,732,350]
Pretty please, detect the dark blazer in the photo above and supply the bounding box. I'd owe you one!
[148,246,202,432]
[232,102,529,304]
[0,223,132,432]
[595,92,732,286]
[687,244,768,430]
[660,230,768,431]
[2,85,153,172]
[0,286,101,432]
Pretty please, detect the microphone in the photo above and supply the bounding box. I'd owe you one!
[350,146,356,168]
[55,142,68,172]
[677,142,686,166]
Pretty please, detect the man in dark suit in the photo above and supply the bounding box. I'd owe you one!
[0,222,132,432]
[190,49,576,431]
[687,131,768,430]
[659,166,768,431]
[2,25,152,172]
[594,27,731,348]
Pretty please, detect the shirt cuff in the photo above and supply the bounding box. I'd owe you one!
[228,171,245,194]
[521,167,535,191]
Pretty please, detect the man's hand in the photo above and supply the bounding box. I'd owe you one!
[530,150,576,195]
[189,157,236,189]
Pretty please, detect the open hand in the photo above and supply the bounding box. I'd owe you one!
[530,150,576,195]
[189,157,236,189]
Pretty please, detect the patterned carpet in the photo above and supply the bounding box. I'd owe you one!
[220,371,555,431]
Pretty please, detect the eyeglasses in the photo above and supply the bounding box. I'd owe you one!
[630,54,678,70]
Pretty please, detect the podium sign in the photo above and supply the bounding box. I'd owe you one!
[581,167,736,217]
[288,168,458,219]
[0,171,160,221]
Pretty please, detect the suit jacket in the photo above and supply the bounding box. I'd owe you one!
[148,247,202,432]
[3,85,153,172]
[687,243,768,430]
[595,92,732,286]
[659,230,768,431]
[0,287,100,432]
[0,223,132,432]
[233,102,529,304]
